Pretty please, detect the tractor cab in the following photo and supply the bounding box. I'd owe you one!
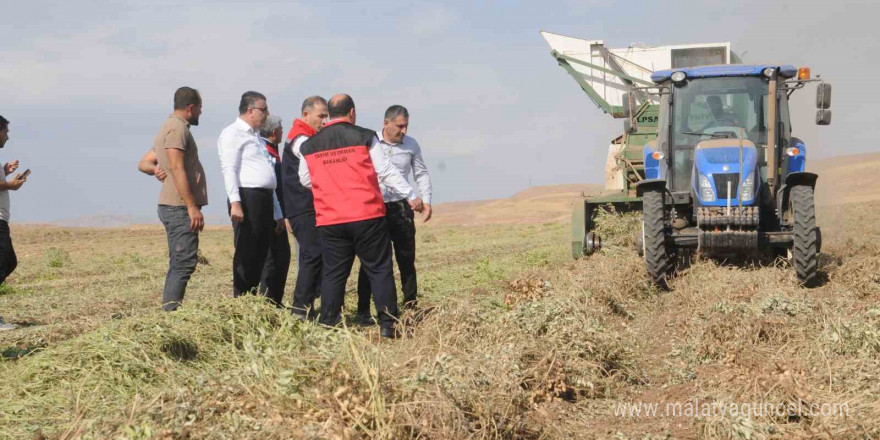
[643,65,800,211]
[624,64,832,288]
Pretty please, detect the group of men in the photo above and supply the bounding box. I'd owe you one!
[137,87,433,338]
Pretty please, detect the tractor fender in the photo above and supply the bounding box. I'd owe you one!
[777,172,819,222]
[636,179,667,198]
[784,172,818,189]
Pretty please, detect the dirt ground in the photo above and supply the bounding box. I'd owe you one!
[0,153,878,439]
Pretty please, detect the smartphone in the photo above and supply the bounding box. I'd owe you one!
[18,169,31,180]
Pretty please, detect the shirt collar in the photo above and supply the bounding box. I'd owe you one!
[259,136,279,147]
[324,118,352,128]
[170,114,190,127]
[235,117,256,134]
[377,129,404,146]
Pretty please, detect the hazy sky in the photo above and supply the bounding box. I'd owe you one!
[1,0,876,223]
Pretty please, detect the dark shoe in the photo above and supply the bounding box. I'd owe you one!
[320,313,343,328]
[358,313,377,327]
[379,326,397,339]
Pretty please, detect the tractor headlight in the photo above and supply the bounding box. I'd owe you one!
[763,67,775,78]
[699,174,715,202]
[741,172,755,201]
[671,71,687,82]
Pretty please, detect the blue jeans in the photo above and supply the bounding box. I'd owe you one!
[158,205,199,311]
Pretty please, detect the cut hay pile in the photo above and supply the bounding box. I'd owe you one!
[0,205,878,439]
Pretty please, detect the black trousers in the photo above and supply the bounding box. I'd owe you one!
[0,220,17,285]
[288,212,323,315]
[230,188,275,297]
[319,216,398,328]
[260,226,291,305]
[357,201,418,314]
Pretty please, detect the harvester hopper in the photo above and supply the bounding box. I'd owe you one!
[540,31,740,258]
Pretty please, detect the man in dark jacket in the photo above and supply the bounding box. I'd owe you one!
[259,114,291,305]
[281,96,328,319]
[298,94,422,337]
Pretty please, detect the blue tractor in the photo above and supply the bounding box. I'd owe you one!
[623,64,832,288]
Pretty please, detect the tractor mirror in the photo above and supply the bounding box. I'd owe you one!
[622,93,633,118]
[816,83,832,109]
[816,109,832,125]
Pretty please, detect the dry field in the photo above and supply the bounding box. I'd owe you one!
[0,154,879,439]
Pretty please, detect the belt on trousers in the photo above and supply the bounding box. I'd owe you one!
[239,187,274,195]
[385,200,410,211]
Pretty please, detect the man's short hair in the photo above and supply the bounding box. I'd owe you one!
[239,91,267,115]
[302,96,327,113]
[260,115,283,138]
[328,95,355,118]
[0,115,8,131]
[384,105,409,121]
[173,87,202,110]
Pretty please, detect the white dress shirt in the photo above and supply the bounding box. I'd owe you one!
[376,131,433,204]
[218,117,282,220]
[298,126,416,201]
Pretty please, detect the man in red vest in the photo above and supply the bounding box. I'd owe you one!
[299,94,422,338]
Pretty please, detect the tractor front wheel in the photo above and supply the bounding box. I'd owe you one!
[642,190,673,289]
[790,185,819,287]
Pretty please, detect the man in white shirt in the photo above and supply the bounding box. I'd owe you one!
[356,105,432,322]
[298,94,422,338]
[0,115,27,331]
[218,91,284,298]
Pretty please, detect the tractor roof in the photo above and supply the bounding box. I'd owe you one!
[651,64,797,83]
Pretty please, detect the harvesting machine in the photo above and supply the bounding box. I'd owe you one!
[543,31,832,287]
[541,31,740,258]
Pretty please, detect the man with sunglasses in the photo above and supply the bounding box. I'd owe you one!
[218,91,284,298]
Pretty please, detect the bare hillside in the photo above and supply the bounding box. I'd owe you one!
[431,152,880,227]
[431,183,603,225]
[811,152,880,206]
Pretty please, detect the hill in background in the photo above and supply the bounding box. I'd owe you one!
[42,152,880,228]
[431,151,880,226]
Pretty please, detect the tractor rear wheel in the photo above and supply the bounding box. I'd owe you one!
[642,190,672,289]
[790,185,819,287]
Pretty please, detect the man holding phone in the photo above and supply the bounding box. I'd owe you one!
[0,115,27,331]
